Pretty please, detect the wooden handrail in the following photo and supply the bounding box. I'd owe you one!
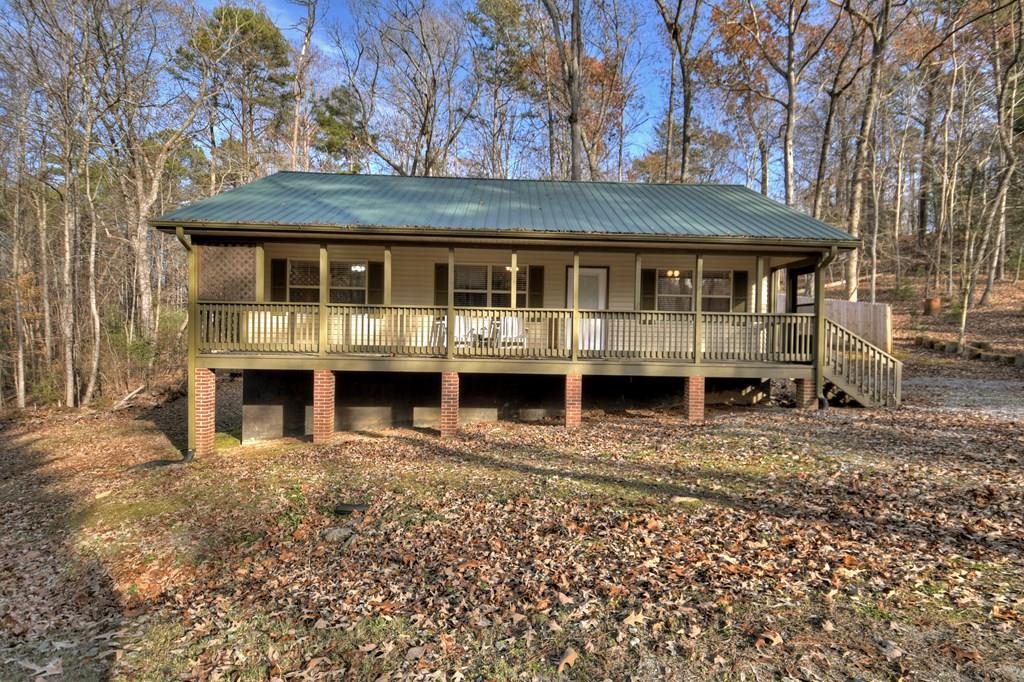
[196,302,829,368]
[823,319,902,407]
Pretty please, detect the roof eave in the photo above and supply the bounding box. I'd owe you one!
[150,219,860,250]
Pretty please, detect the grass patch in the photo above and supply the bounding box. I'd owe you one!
[214,431,241,450]
[71,496,187,530]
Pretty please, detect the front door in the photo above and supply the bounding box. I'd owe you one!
[566,267,608,351]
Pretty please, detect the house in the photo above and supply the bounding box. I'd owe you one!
[150,172,901,457]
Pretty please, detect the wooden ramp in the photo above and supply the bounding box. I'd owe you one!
[823,319,902,407]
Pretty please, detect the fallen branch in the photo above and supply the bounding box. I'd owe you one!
[112,385,145,411]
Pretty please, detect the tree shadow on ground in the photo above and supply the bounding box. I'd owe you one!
[0,428,121,680]
[389,422,1023,561]
[133,373,243,466]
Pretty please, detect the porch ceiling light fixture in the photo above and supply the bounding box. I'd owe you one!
[350,264,366,272]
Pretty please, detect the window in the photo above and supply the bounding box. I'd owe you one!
[454,264,489,306]
[655,269,693,311]
[329,261,367,304]
[287,259,368,303]
[701,270,732,312]
[287,260,319,302]
[490,266,528,308]
[452,264,529,307]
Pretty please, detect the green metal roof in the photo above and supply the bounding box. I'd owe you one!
[152,171,857,245]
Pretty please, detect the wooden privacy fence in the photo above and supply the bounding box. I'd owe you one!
[778,295,892,353]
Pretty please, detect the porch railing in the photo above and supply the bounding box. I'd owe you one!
[325,305,448,356]
[702,312,814,363]
[577,310,696,360]
[196,302,816,365]
[197,302,319,353]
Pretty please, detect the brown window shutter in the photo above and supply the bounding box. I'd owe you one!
[433,263,448,306]
[640,269,656,310]
[270,259,287,301]
[527,266,544,308]
[732,271,748,312]
[367,261,384,304]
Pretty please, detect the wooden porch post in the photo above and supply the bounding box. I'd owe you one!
[814,247,838,405]
[447,247,455,359]
[693,253,703,365]
[571,252,580,362]
[510,251,518,309]
[768,267,779,313]
[633,253,642,310]
[384,245,392,305]
[319,244,328,356]
[186,235,198,454]
[755,256,765,313]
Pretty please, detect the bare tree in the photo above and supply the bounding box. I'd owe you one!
[539,0,584,179]
[336,0,480,176]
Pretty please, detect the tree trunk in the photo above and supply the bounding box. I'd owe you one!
[60,174,76,407]
[568,0,583,180]
[664,41,676,182]
[843,0,891,302]
[35,187,53,365]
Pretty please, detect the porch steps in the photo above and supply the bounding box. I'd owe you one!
[822,319,902,408]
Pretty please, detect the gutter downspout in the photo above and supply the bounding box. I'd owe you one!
[178,227,197,462]
[815,246,838,410]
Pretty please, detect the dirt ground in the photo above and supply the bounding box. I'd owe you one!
[1,339,1023,679]
[878,275,1024,356]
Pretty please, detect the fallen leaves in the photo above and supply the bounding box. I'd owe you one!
[755,629,783,648]
[622,611,646,627]
[557,646,578,673]
[2,363,1023,679]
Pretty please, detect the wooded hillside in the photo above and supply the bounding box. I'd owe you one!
[0,0,1021,407]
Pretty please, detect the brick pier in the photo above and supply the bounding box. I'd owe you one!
[565,374,582,427]
[682,376,705,423]
[794,378,817,409]
[440,372,460,438]
[313,370,335,443]
[194,367,216,456]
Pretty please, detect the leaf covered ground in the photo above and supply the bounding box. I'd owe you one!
[1,358,1023,680]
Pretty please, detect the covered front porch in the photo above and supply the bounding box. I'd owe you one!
[191,241,821,369]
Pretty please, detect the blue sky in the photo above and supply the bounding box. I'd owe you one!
[196,0,685,171]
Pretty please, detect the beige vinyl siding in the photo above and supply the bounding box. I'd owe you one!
[255,242,761,311]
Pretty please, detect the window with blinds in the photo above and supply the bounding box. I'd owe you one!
[449,264,529,307]
[287,260,320,302]
[655,269,693,311]
[285,260,369,304]
[329,262,367,304]
[701,270,733,312]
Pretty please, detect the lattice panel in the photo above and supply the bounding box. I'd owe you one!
[198,245,256,301]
